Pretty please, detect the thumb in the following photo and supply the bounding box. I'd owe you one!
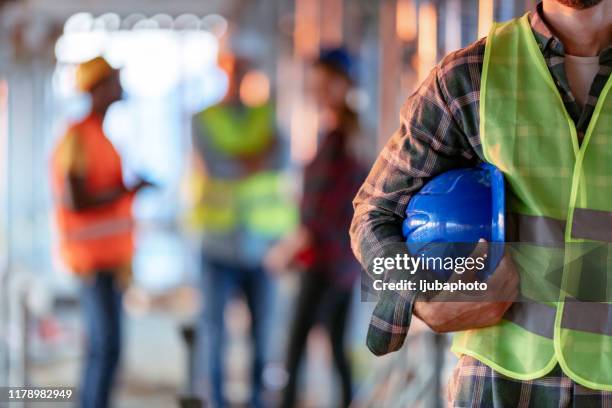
[471,238,489,259]
[452,239,488,283]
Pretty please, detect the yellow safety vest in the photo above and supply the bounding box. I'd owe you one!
[190,103,297,237]
[452,14,612,390]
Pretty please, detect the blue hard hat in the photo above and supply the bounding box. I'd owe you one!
[402,163,505,280]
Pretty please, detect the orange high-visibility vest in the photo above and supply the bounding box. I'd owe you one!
[51,113,134,274]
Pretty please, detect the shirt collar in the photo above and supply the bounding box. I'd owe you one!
[529,2,565,55]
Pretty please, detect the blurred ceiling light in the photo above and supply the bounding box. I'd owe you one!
[55,12,222,102]
[92,17,105,31]
[133,19,159,30]
[201,14,228,38]
[93,13,121,31]
[55,32,106,63]
[151,13,174,30]
[239,70,270,107]
[181,31,219,74]
[174,13,199,31]
[417,2,437,83]
[121,13,146,30]
[396,0,417,42]
[121,31,180,97]
[478,0,494,39]
[64,12,94,33]
[104,31,132,67]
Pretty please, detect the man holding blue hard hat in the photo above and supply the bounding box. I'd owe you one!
[350,0,612,405]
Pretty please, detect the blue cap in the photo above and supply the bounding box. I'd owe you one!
[317,47,357,82]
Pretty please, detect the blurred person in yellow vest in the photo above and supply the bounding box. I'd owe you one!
[189,53,296,408]
[51,56,152,408]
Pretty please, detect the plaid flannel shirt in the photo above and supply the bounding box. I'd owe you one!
[449,355,612,406]
[350,3,612,356]
[301,128,368,289]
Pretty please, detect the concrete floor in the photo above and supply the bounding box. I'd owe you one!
[25,285,381,408]
[29,311,185,408]
[23,285,449,408]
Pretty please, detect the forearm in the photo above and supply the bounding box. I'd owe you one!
[351,64,479,355]
[350,203,408,279]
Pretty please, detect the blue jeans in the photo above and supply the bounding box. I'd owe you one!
[80,271,123,408]
[197,259,273,408]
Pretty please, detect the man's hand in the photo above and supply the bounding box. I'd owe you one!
[413,241,519,333]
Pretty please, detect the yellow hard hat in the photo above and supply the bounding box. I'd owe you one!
[75,56,116,92]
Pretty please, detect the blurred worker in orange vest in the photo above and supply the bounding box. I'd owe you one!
[51,56,151,408]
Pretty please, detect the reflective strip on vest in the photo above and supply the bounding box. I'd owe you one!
[65,217,133,241]
[189,169,296,236]
[561,300,612,336]
[504,300,556,339]
[571,208,612,242]
[508,213,565,246]
[239,172,297,237]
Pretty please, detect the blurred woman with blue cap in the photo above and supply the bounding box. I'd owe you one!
[266,48,368,407]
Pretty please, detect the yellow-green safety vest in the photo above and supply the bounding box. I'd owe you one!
[190,103,297,237]
[452,14,612,390]
[201,103,274,157]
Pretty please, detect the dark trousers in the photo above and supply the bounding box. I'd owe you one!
[80,271,123,408]
[198,259,273,408]
[281,272,353,408]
